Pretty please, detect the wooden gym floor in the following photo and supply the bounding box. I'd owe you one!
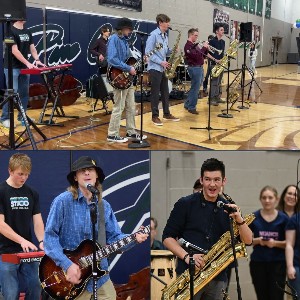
[0,64,299,150]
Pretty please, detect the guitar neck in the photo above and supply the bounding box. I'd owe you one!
[133,47,160,70]
[79,225,150,267]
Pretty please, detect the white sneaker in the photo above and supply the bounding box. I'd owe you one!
[126,133,147,140]
[1,120,16,128]
[107,135,128,143]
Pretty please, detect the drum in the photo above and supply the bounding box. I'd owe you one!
[168,80,172,94]
[151,250,176,300]
[102,74,114,93]
[137,71,151,88]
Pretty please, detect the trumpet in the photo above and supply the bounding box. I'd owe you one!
[194,40,223,55]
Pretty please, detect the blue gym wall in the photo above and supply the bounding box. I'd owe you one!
[0,7,156,89]
[0,150,150,285]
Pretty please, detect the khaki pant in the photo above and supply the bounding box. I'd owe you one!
[76,279,116,300]
[107,86,136,137]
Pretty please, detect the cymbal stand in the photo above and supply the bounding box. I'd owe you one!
[182,65,190,94]
[190,69,227,140]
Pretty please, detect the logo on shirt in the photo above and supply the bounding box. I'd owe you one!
[19,33,30,42]
[10,197,30,209]
[259,231,279,240]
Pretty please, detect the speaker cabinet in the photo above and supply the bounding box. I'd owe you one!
[0,0,26,21]
[240,22,252,42]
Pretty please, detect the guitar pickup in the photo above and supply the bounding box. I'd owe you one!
[54,273,61,283]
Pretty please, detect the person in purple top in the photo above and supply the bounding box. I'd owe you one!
[184,28,209,115]
[249,186,289,300]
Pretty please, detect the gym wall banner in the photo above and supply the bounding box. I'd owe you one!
[213,9,230,35]
[99,0,142,12]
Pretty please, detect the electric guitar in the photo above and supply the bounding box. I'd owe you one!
[107,43,163,90]
[39,225,150,300]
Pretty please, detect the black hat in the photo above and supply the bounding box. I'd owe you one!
[115,18,133,31]
[67,156,105,185]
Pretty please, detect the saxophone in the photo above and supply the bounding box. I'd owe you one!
[228,73,242,108]
[161,213,255,300]
[211,39,240,78]
[165,28,183,80]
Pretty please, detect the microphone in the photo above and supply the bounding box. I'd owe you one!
[85,183,99,195]
[178,238,208,254]
[216,201,237,213]
[133,30,150,36]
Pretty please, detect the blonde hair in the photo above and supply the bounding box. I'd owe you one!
[8,153,32,173]
[67,180,103,201]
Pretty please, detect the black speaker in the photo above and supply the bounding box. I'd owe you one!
[240,22,252,42]
[0,0,26,21]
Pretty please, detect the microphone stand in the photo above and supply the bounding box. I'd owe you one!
[190,57,227,140]
[128,32,150,149]
[228,216,243,300]
[188,249,195,300]
[89,192,99,300]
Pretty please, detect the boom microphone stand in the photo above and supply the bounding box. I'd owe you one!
[128,32,150,149]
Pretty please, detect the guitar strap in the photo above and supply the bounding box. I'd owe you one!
[98,200,106,247]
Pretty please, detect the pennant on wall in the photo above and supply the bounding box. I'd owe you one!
[99,0,142,12]
[213,8,230,35]
[265,0,272,19]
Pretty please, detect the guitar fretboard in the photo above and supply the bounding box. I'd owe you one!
[78,225,150,268]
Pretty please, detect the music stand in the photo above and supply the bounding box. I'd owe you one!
[0,16,47,150]
[190,62,227,140]
[128,32,150,149]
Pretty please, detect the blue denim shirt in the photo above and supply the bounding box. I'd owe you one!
[44,189,133,292]
[107,33,132,72]
[145,27,171,73]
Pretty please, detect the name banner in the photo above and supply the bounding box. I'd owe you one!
[99,0,142,11]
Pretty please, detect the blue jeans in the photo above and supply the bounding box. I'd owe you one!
[184,66,203,111]
[1,68,30,122]
[288,266,300,298]
[0,256,41,300]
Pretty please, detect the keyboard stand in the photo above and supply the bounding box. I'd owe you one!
[36,66,79,126]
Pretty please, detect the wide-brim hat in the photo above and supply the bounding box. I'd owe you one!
[115,18,133,31]
[67,156,105,185]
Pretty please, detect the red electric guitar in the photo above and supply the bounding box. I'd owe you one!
[39,225,149,300]
[107,43,162,89]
